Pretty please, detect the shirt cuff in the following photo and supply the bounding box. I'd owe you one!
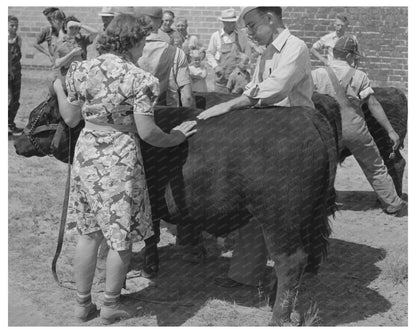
[359,86,374,100]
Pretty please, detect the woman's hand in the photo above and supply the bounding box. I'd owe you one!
[171,121,198,140]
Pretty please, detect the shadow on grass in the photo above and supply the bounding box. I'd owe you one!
[122,238,389,326]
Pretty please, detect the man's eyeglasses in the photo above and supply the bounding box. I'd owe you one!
[244,14,266,33]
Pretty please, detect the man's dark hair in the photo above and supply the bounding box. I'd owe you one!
[8,15,19,23]
[163,10,175,18]
[256,7,282,18]
[48,9,66,22]
[43,7,59,17]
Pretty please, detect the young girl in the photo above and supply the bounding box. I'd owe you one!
[189,49,208,93]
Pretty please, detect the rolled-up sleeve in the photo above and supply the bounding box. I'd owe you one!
[357,73,374,100]
[244,44,309,106]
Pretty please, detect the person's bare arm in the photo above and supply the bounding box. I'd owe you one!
[54,47,82,69]
[197,94,256,120]
[53,79,82,128]
[367,95,400,151]
[310,47,329,66]
[135,114,197,148]
[179,83,195,107]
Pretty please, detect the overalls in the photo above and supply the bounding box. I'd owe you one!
[214,31,242,93]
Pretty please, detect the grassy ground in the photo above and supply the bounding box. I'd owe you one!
[8,69,408,326]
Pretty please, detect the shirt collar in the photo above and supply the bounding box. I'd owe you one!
[220,28,235,37]
[271,28,291,52]
[146,32,165,42]
[331,59,351,68]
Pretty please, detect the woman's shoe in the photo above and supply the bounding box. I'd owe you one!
[100,302,140,325]
[74,302,98,322]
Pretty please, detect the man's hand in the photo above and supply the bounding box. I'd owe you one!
[388,130,400,152]
[71,47,83,57]
[197,103,231,120]
[214,66,224,77]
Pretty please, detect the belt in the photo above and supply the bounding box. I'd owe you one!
[84,121,137,133]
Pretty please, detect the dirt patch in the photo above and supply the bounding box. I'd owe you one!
[8,69,408,326]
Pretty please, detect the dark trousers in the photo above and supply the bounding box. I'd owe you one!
[8,73,21,127]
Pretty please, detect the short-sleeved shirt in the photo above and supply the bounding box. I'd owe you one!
[55,33,94,76]
[244,29,314,108]
[36,25,60,56]
[138,33,191,106]
[226,67,250,94]
[311,59,374,101]
[312,32,359,63]
[67,53,158,123]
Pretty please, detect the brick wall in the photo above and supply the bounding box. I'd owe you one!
[8,6,408,91]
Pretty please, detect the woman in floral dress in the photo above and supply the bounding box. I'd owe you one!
[53,13,197,325]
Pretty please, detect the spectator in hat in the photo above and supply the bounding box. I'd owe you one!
[98,7,118,30]
[159,10,176,44]
[206,8,251,93]
[53,16,98,80]
[8,15,23,134]
[312,36,406,216]
[198,6,315,289]
[310,14,359,66]
[189,49,208,93]
[173,17,205,60]
[33,8,66,64]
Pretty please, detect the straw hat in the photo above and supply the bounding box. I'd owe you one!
[218,8,238,22]
[98,7,117,17]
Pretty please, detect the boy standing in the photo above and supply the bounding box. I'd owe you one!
[226,54,251,95]
[8,15,22,134]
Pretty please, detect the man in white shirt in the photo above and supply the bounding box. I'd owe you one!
[198,6,315,288]
[206,8,250,93]
[310,14,359,66]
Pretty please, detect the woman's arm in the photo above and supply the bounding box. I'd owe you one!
[53,79,82,128]
[135,114,197,148]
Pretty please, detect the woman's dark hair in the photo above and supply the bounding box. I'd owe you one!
[63,16,80,34]
[96,14,152,55]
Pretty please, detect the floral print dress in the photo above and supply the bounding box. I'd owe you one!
[66,53,159,251]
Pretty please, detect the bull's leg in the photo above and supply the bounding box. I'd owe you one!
[268,249,308,326]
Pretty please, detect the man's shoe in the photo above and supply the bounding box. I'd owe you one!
[74,302,98,322]
[100,302,140,325]
[385,201,408,217]
[214,276,244,288]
